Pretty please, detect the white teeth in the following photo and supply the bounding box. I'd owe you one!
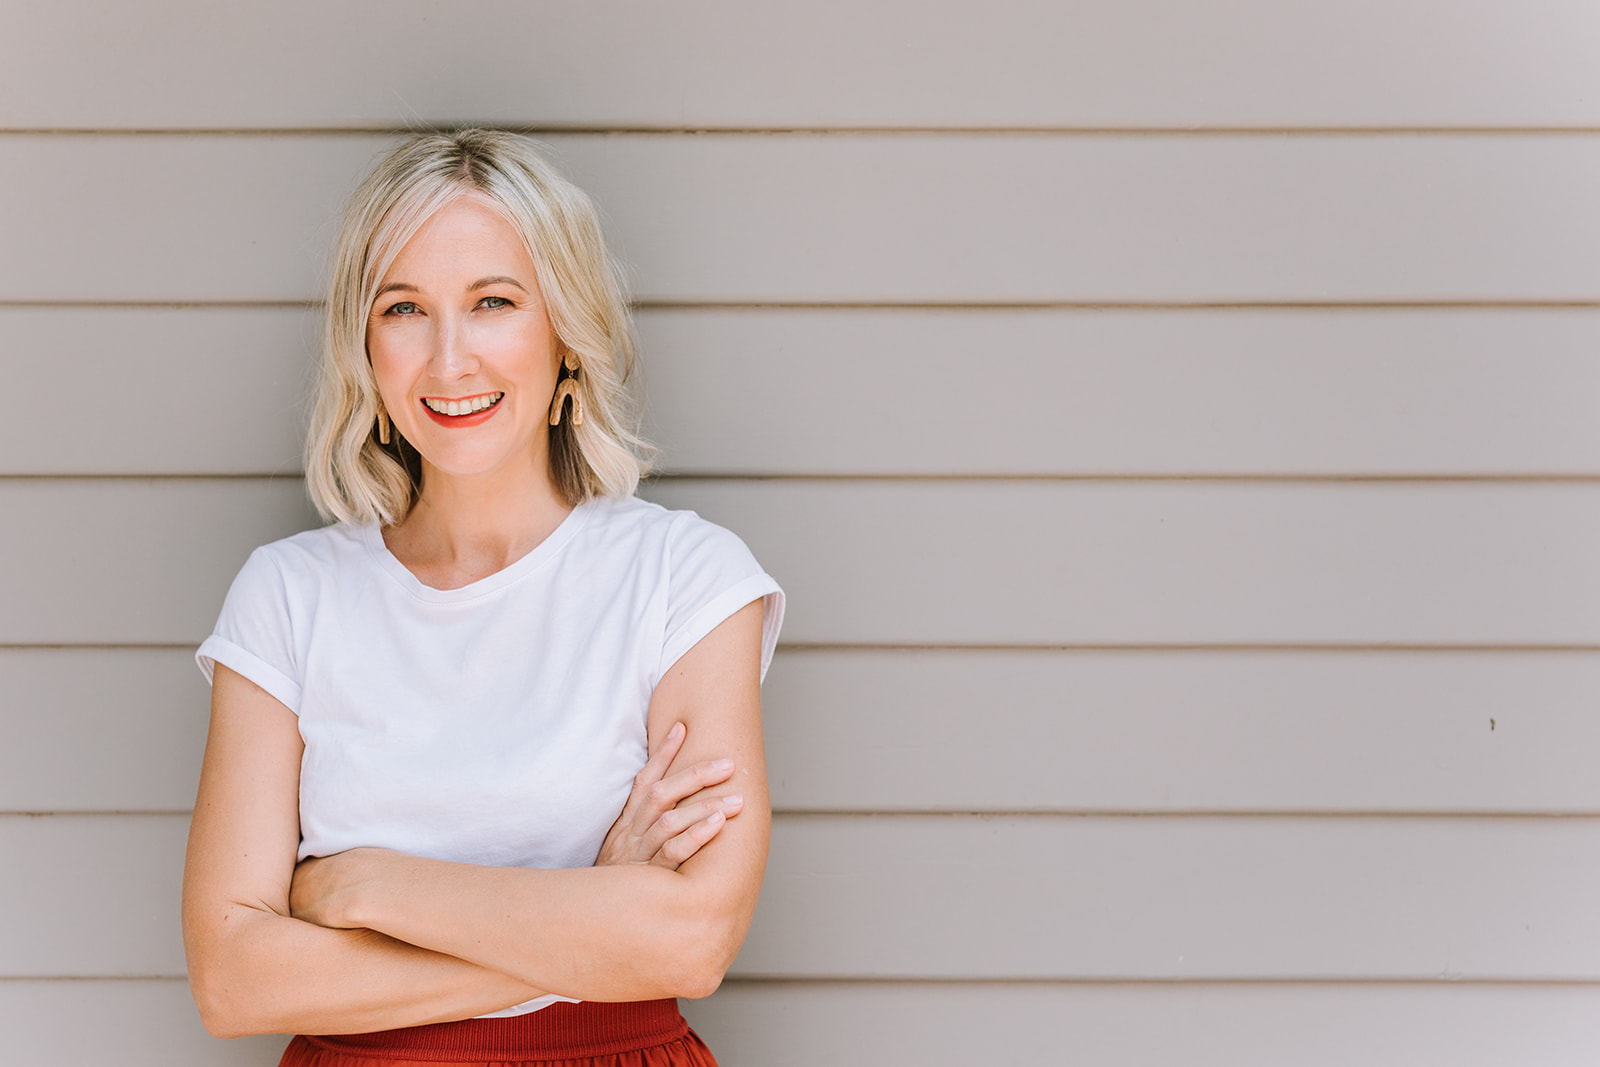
[424,393,502,416]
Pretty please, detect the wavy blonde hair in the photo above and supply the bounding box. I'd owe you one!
[306,129,648,526]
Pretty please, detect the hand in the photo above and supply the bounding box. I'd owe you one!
[290,847,380,930]
[596,721,743,871]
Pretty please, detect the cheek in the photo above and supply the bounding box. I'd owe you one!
[366,331,418,397]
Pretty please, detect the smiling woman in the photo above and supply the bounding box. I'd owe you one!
[181,130,784,1067]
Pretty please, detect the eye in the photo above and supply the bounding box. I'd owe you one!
[383,301,420,316]
[479,296,511,309]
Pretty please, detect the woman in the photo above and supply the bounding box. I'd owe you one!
[181,129,783,1066]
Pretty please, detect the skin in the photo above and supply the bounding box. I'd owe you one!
[181,195,771,1037]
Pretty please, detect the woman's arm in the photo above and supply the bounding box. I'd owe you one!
[182,665,551,1037]
[289,599,771,1001]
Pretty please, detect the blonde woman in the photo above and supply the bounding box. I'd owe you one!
[182,130,783,1067]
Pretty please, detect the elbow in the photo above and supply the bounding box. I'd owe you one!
[183,916,277,1039]
[667,903,750,1000]
[189,968,266,1039]
[670,943,729,1001]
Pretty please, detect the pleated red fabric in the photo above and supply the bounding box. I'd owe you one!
[278,999,718,1067]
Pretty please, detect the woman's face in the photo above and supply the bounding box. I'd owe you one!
[366,195,562,488]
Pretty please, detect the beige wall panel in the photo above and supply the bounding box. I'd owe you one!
[2,815,189,976]
[0,479,316,645]
[645,480,1600,646]
[764,649,1600,814]
[9,479,1599,647]
[6,2,1600,130]
[737,816,1600,980]
[2,649,209,812]
[11,134,1600,303]
[642,307,1600,477]
[0,980,287,1066]
[0,307,316,476]
[15,814,1600,981]
[686,982,1600,1067]
[3,981,1597,1067]
[0,135,386,303]
[21,306,1600,478]
[16,647,1600,816]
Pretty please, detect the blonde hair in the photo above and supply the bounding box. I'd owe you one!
[306,129,648,525]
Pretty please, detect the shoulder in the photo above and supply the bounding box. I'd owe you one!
[240,522,367,584]
[581,494,761,571]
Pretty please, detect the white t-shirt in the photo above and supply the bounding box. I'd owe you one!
[195,493,784,1017]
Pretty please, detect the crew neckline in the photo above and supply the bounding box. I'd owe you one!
[361,497,597,603]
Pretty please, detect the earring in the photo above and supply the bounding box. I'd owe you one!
[376,406,391,445]
[548,352,585,427]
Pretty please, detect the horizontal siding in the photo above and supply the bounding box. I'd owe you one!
[2,649,208,812]
[0,980,287,1066]
[647,480,1600,646]
[3,816,190,976]
[12,814,1600,981]
[12,647,1600,815]
[0,480,317,646]
[13,979,1600,1067]
[6,2,1600,129]
[13,306,1600,478]
[0,307,315,476]
[11,134,1600,303]
[9,479,1600,647]
[684,982,1600,1067]
[762,649,1600,813]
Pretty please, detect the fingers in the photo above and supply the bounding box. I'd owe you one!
[625,722,687,806]
[614,721,689,828]
[642,758,737,819]
[641,793,744,857]
[652,794,745,870]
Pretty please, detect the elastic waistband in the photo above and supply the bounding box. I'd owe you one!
[304,999,687,1062]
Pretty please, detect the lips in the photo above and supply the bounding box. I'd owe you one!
[422,391,503,416]
[419,391,506,429]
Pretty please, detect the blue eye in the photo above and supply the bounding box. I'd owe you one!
[386,301,419,315]
[480,296,510,309]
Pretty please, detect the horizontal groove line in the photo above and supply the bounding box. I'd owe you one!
[7,300,1600,311]
[768,810,1600,821]
[7,643,1600,654]
[7,975,1600,987]
[8,126,1600,137]
[777,643,1600,653]
[719,975,1600,987]
[0,975,187,982]
[640,300,1600,311]
[5,473,1600,485]
[650,473,1600,484]
[7,974,1600,989]
[0,643,197,651]
[0,300,317,310]
[9,810,1600,820]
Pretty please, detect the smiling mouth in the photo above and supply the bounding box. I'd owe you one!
[421,392,504,416]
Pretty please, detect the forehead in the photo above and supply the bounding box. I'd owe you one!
[381,194,535,280]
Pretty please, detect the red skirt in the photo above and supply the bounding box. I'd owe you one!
[279,999,717,1067]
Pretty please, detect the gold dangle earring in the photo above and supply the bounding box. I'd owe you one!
[376,405,391,445]
[548,351,585,427]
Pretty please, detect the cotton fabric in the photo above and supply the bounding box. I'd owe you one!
[197,494,783,1019]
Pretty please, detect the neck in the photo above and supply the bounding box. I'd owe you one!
[384,452,573,590]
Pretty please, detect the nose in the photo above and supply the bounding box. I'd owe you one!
[429,313,478,379]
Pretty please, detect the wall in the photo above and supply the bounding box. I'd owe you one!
[5,3,1600,1063]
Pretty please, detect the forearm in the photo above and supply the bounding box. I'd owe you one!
[185,903,546,1038]
[341,847,760,1002]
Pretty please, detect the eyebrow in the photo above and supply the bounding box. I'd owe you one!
[374,277,529,299]
[469,276,529,292]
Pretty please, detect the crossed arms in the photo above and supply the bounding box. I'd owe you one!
[181,600,769,1038]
